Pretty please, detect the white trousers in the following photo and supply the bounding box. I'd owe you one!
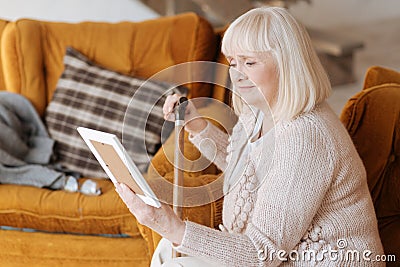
[150,238,219,267]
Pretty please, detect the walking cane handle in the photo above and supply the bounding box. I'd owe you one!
[174,97,188,120]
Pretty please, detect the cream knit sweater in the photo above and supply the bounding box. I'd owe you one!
[175,102,385,266]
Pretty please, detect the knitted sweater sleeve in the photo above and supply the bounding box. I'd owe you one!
[188,121,229,171]
[175,122,335,266]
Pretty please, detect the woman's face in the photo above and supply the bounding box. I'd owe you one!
[227,51,279,110]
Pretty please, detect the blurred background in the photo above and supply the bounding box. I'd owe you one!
[0,0,399,114]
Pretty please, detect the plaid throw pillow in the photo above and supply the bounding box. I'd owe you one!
[45,47,185,178]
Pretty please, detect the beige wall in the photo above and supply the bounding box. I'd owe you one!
[0,0,398,28]
[0,0,159,22]
[289,0,400,29]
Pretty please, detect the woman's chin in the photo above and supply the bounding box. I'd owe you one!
[237,89,257,101]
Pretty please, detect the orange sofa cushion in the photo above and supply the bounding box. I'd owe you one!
[0,179,141,237]
[0,229,150,266]
[1,13,217,116]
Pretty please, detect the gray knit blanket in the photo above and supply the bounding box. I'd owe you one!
[0,91,73,189]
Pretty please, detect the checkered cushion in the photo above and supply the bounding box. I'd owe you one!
[45,47,185,178]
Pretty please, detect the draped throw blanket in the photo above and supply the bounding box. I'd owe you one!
[0,91,77,189]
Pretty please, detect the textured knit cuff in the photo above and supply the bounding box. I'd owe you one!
[187,120,210,143]
[173,221,259,266]
[173,220,223,257]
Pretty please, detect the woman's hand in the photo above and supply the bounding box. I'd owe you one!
[163,94,208,135]
[115,182,185,246]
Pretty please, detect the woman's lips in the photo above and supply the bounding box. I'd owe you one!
[237,86,255,92]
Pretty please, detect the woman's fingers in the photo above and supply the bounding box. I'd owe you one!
[116,183,164,226]
[117,183,135,199]
[115,183,146,215]
[162,98,206,134]
[163,94,198,122]
[116,183,166,225]
[163,94,181,120]
[115,183,185,244]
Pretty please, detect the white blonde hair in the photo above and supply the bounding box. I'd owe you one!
[222,7,331,121]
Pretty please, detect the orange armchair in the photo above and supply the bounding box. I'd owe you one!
[340,66,400,265]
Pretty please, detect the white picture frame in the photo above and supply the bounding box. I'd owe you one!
[77,127,161,208]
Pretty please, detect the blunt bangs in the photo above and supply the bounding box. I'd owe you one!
[222,10,273,57]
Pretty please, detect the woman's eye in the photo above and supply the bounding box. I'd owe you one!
[229,63,237,68]
[246,62,255,66]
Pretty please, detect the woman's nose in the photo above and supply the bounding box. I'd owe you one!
[229,67,247,82]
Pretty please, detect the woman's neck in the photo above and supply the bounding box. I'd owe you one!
[257,107,274,137]
[261,115,274,136]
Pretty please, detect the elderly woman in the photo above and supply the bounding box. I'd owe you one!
[116,7,384,266]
